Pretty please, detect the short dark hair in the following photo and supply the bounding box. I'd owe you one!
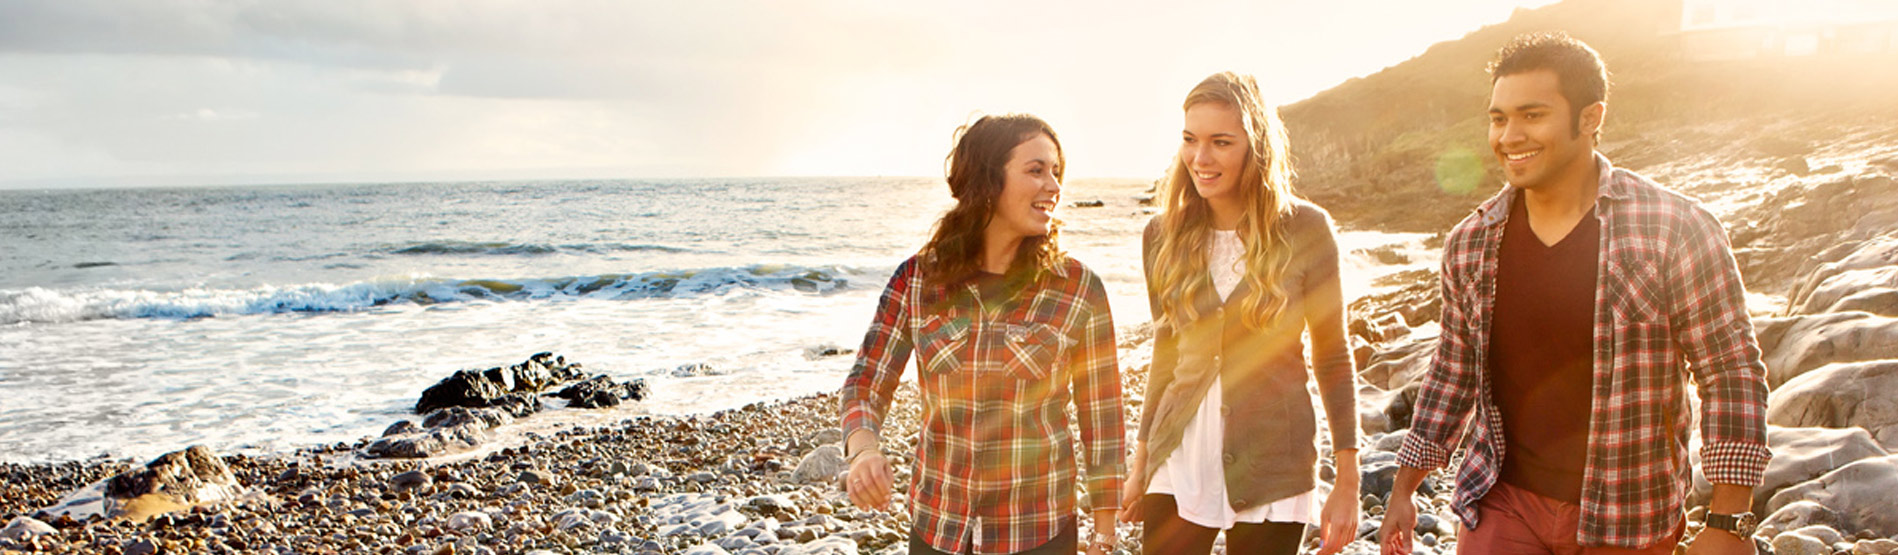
[1489,32,1609,143]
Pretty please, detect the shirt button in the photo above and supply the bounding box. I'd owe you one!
[1220,404,1231,416]
[1223,453,1236,465]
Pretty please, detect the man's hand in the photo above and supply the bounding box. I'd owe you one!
[1379,490,1416,555]
[1378,466,1429,555]
[1687,484,1759,554]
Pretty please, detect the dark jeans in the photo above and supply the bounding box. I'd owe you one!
[908,517,1077,555]
[1140,494,1306,555]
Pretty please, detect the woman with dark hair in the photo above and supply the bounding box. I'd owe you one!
[1120,72,1361,555]
[839,113,1125,555]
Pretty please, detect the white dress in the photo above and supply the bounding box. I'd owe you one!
[1146,228,1319,528]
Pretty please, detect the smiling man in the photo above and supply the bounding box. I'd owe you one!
[1377,33,1772,555]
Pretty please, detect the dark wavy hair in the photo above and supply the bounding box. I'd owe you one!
[1490,32,1610,144]
[919,113,1065,287]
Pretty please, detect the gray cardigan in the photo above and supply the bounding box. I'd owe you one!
[1138,200,1359,511]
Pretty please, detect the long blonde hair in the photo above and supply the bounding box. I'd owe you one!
[1151,72,1299,330]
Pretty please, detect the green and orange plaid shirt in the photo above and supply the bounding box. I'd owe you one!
[841,255,1125,555]
[1398,154,1772,547]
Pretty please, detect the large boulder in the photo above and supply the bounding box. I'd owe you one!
[1789,233,1898,314]
[40,445,246,522]
[1765,454,1898,539]
[1768,360,1898,449]
[414,353,585,414]
[790,445,846,485]
[1829,288,1898,317]
[1759,313,1898,389]
[1358,338,1434,391]
[1694,426,1889,513]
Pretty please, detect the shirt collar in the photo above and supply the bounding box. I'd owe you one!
[1473,152,1623,228]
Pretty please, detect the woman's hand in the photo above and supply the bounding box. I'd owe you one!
[845,449,894,510]
[1317,449,1362,555]
[1117,443,1148,523]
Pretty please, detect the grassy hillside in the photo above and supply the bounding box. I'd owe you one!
[1282,0,1898,232]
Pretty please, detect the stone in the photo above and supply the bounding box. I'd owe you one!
[1358,339,1434,391]
[1768,360,1898,449]
[0,517,55,540]
[1789,525,1845,546]
[447,511,491,531]
[1760,312,1898,388]
[1767,455,1898,537]
[1760,501,1846,538]
[391,470,432,492]
[790,445,845,485]
[1831,288,1898,317]
[1856,538,1898,554]
[1774,532,1830,555]
[684,544,733,555]
[416,369,508,414]
[1790,235,1898,314]
[778,536,861,555]
[123,538,161,555]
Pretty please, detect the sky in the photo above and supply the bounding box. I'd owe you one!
[0,0,1604,189]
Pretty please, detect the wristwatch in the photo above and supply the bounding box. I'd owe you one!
[1087,533,1116,552]
[1704,512,1758,538]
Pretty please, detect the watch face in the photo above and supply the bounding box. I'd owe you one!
[1735,512,1759,536]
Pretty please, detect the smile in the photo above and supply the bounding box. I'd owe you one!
[1031,200,1055,212]
[1505,150,1540,162]
[1195,172,1220,180]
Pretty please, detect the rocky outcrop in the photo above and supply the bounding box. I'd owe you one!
[414,352,584,415]
[1767,360,1898,449]
[1694,426,1889,513]
[1759,312,1898,389]
[365,407,512,459]
[1766,455,1898,540]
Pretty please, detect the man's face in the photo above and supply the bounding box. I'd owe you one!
[1487,69,1600,191]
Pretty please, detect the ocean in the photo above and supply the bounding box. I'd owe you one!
[0,178,1436,464]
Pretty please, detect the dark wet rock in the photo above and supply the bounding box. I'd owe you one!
[1766,455,1898,540]
[1070,199,1105,208]
[1768,360,1898,449]
[414,353,583,414]
[803,344,855,360]
[557,375,649,409]
[384,420,422,436]
[1760,312,1898,388]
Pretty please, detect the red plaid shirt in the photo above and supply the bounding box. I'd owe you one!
[841,255,1125,554]
[1397,154,1771,547]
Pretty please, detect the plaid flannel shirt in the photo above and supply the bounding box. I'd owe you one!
[1397,154,1772,548]
[841,255,1125,555]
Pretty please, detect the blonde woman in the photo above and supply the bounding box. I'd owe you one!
[1120,72,1361,555]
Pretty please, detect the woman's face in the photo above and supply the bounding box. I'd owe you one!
[987,134,1063,243]
[1181,102,1250,203]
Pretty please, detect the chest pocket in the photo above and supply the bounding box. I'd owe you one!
[1607,237,1670,324]
[916,315,971,376]
[996,322,1075,379]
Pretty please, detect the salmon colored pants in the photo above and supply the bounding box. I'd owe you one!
[1458,482,1681,555]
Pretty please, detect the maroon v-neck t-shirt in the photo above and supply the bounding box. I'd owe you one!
[1490,191,1600,504]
